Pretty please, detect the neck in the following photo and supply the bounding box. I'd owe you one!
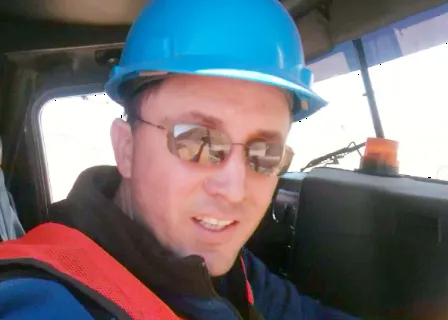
[113,180,156,236]
[113,180,136,221]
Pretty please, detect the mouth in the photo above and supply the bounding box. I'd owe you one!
[193,216,238,232]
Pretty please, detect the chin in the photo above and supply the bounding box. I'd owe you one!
[203,251,239,276]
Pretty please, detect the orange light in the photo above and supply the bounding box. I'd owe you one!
[362,137,399,168]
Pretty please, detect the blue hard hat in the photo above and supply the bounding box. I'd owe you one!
[105,0,328,121]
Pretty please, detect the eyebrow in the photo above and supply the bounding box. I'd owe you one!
[249,129,285,142]
[165,111,285,141]
[164,111,223,128]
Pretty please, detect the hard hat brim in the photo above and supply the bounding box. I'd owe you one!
[105,56,328,122]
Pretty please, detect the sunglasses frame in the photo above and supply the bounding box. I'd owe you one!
[134,117,294,176]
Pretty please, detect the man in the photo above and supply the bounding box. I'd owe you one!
[0,1,359,319]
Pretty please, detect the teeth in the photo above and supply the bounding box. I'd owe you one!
[198,221,227,230]
[195,216,234,230]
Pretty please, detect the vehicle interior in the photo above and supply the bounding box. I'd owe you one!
[1,1,448,319]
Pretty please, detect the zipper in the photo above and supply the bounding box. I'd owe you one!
[200,261,245,320]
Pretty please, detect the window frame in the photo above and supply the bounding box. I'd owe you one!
[29,83,106,215]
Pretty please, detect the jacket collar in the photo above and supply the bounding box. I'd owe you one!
[49,165,218,298]
[47,165,259,319]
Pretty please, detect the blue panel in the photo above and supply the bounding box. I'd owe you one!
[361,28,403,67]
[361,2,448,67]
[308,2,448,74]
[388,2,448,30]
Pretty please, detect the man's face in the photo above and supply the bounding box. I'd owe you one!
[111,74,291,276]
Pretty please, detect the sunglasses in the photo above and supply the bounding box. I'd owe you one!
[135,117,294,176]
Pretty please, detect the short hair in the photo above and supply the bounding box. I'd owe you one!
[121,79,165,126]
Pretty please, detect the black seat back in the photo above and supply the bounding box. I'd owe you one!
[292,167,448,319]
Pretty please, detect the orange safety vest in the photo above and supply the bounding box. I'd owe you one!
[0,222,254,320]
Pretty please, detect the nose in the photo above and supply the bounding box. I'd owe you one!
[203,147,247,203]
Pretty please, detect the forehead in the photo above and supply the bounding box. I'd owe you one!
[141,74,291,138]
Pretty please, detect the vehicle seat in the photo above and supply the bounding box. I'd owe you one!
[292,167,448,319]
[0,137,25,241]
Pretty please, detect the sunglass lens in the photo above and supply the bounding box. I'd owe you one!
[169,124,293,176]
[247,141,285,175]
[170,124,231,164]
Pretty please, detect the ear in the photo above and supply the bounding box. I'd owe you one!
[111,118,134,179]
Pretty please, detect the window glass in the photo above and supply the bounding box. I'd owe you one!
[363,3,448,179]
[287,3,448,179]
[40,93,123,202]
[40,46,375,202]
[286,46,375,172]
[40,4,448,203]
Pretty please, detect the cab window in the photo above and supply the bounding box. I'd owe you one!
[40,93,123,202]
[39,3,448,202]
[364,4,448,179]
[287,43,374,172]
[288,3,448,178]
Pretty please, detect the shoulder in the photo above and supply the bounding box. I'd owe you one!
[0,277,95,320]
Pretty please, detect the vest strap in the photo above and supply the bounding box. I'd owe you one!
[0,222,255,319]
[0,223,182,320]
